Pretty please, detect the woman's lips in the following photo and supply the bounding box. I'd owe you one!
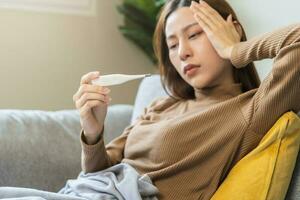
[186,67,199,76]
[183,64,200,75]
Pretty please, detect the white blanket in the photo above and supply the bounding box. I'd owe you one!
[0,163,159,200]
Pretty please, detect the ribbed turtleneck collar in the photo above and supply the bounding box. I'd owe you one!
[194,82,243,101]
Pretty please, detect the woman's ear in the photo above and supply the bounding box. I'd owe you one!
[233,21,243,41]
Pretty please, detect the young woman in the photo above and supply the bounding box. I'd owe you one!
[1,0,298,200]
[74,0,300,199]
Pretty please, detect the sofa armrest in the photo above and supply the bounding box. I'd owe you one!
[0,104,133,192]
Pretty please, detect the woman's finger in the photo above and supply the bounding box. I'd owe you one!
[191,1,224,29]
[73,84,110,102]
[79,100,105,118]
[226,15,242,40]
[228,16,240,38]
[75,93,109,109]
[199,0,226,26]
[80,71,100,85]
[190,2,216,30]
[194,13,210,34]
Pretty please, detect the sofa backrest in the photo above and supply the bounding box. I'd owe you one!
[0,109,82,192]
[0,105,133,192]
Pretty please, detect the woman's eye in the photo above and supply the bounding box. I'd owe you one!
[169,44,178,50]
[189,32,201,39]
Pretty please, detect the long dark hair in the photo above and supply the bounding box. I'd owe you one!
[153,0,261,100]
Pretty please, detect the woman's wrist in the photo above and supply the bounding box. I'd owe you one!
[84,134,101,145]
[225,45,234,60]
[83,127,104,145]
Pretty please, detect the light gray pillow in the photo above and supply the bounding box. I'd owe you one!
[131,74,168,124]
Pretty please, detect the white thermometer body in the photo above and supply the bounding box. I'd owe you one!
[91,73,151,86]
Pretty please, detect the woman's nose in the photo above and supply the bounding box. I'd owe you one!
[178,42,193,61]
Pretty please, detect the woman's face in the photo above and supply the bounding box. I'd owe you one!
[165,7,235,89]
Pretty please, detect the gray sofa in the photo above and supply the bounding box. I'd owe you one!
[0,74,299,199]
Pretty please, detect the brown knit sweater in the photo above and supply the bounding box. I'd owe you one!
[80,23,300,200]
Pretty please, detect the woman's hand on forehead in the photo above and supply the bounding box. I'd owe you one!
[190,0,241,59]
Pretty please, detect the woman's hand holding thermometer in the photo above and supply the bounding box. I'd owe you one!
[73,71,151,144]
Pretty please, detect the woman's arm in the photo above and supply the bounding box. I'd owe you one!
[231,23,300,68]
[231,23,300,135]
[80,97,164,173]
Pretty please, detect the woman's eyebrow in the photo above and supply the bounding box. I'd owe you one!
[167,22,199,40]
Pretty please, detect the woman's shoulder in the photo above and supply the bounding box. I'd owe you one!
[146,96,179,112]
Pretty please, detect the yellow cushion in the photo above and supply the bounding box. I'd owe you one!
[211,111,300,200]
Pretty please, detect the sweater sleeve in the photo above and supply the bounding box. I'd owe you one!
[80,97,166,173]
[80,124,132,173]
[230,23,300,135]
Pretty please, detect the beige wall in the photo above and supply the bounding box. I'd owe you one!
[1,0,299,110]
[0,0,157,110]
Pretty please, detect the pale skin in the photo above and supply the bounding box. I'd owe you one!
[165,0,243,90]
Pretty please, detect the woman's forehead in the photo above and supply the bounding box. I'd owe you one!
[165,7,200,38]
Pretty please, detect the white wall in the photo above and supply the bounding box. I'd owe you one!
[227,0,300,80]
[0,0,156,110]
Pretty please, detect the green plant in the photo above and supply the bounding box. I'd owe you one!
[116,0,166,64]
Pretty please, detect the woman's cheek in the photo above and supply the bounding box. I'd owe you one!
[169,52,180,68]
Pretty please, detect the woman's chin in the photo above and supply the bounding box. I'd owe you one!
[189,75,208,88]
